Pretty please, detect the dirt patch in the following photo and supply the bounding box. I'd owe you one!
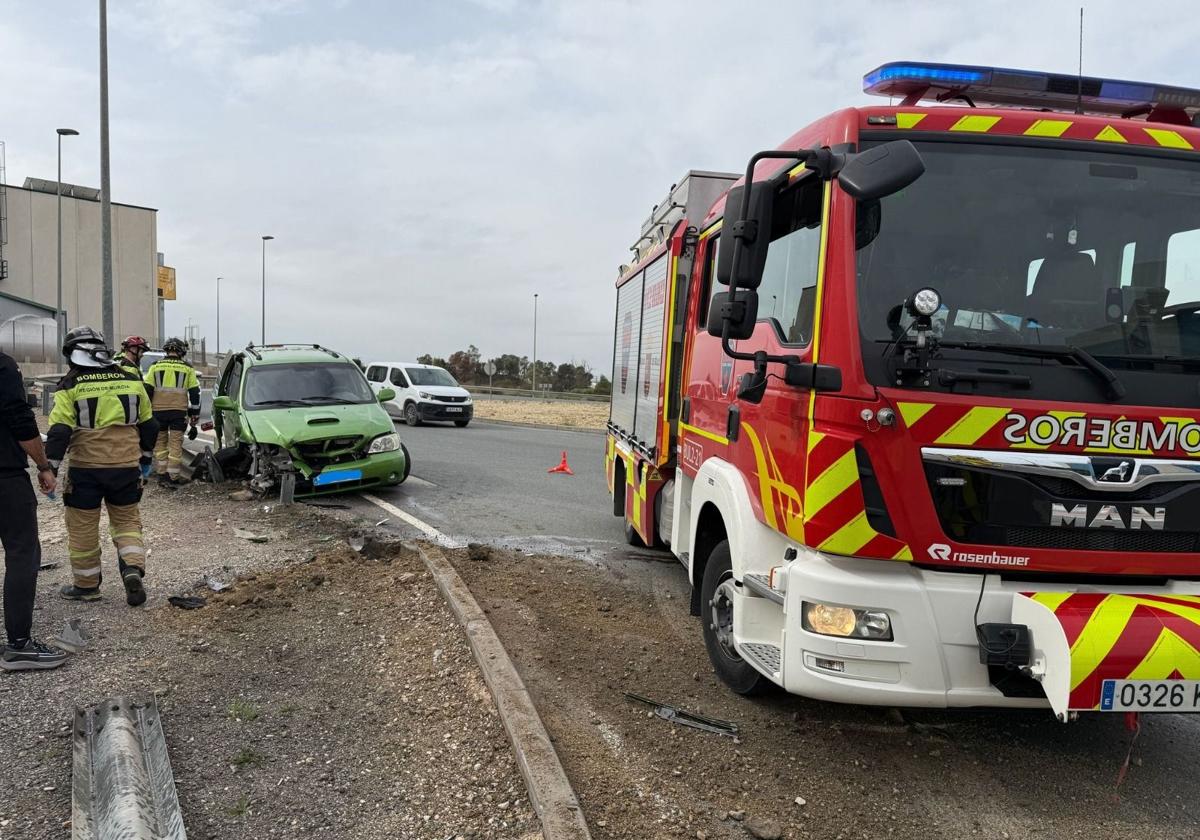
[448,545,1200,840]
[473,399,608,430]
[0,482,538,840]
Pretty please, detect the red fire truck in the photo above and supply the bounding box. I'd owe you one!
[606,62,1200,719]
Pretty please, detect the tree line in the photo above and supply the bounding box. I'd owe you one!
[414,345,611,395]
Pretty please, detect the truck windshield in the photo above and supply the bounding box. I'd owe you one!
[856,140,1200,373]
[243,362,376,409]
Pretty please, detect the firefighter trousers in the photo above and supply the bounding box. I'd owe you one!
[62,467,146,589]
[154,412,188,478]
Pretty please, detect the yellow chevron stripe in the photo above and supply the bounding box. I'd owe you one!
[950,115,1001,133]
[805,449,858,516]
[896,401,934,428]
[1095,125,1127,144]
[1068,595,1137,691]
[892,545,914,561]
[1145,128,1193,150]
[806,431,826,454]
[1024,119,1072,138]
[1128,629,1200,680]
[1030,591,1073,613]
[896,113,927,129]
[816,511,876,556]
[934,406,1010,446]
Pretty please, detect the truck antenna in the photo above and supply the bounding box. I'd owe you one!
[1075,7,1084,115]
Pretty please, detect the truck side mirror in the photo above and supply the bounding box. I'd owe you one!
[707,291,759,340]
[716,181,775,290]
[837,140,924,202]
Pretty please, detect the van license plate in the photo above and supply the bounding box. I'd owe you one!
[1100,680,1200,712]
[445,407,462,412]
[314,468,362,486]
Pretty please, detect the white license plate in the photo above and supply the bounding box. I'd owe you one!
[444,406,462,412]
[1100,679,1200,712]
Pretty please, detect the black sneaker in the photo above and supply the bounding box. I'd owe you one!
[60,584,102,601]
[1,639,68,671]
[122,570,147,607]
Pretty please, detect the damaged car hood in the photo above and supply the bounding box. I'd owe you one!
[244,403,393,447]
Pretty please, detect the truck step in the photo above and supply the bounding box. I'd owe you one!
[742,574,783,606]
[740,642,782,680]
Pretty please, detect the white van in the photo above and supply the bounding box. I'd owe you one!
[363,361,474,427]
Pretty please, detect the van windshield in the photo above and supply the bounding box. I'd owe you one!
[405,367,458,387]
[243,363,375,409]
[856,140,1200,366]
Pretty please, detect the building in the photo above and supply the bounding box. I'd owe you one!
[0,176,160,370]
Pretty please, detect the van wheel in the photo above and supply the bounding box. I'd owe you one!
[454,420,470,428]
[701,540,769,695]
[404,403,422,427]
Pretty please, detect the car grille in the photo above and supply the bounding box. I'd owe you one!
[434,395,468,403]
[293,436,364,467]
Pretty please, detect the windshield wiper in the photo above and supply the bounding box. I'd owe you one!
[298,395,357,404]
[252,398,307,407]
[934,341,1127,400]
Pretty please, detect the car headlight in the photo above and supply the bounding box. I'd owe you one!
[802,601,892,641]
[367,432,401,454]
[418,391,432,400]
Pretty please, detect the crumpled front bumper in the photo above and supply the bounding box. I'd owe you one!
[1014,592,1200,719]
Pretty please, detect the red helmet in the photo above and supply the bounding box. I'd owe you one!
[121,335,150,351]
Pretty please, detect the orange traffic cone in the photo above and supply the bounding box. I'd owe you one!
[548,451,574,475]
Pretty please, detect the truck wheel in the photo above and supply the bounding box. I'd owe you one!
[701,540,769,695]
[623,517,645,547]
[404,402,422,427]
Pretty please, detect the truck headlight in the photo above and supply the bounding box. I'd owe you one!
[367,432,401,454]
[802,602,892,641]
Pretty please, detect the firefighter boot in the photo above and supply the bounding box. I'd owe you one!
[167,430,185,480]
[154,429,170,477]
[108,502,147,607]
[63,505,103,600]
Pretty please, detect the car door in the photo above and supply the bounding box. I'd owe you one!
[388,367,414,408]
[216,355,245,447]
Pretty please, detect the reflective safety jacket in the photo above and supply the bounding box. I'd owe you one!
[46,366,158,468]
[144,357,200,416]
[118,357,154,400]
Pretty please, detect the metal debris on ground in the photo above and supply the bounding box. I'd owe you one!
[228,488,257,502]
[39,560,60,570]
[167,595,206,610]
[204,576,231,592]
[233,528,269,543]
[72,696,186,840]
[302,500,351,510]
[54,618,89,653]
[623,692,739,738]
[348,535,366,553]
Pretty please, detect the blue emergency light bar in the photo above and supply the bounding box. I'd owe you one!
[864,61,1200,121]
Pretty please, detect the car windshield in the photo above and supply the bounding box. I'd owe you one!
[857,140,1200,362]
[242,362,375,409]
[405,367,458,387]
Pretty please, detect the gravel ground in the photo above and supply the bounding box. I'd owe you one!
[472,399,608,430]
[448,543,1200,840]
[0,477,539,840]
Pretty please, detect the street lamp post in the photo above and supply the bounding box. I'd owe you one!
[99,0,114,342]
[260,236,274,345]
[215,276,222,361]
[55,128,79,356]
[532,293,538,396]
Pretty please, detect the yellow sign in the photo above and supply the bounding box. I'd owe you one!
[157,265,176,300]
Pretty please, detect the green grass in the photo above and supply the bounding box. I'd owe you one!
[227,698,260,722]
[278,703,300,717]
[231,747,266,769]
[226,794,250,817]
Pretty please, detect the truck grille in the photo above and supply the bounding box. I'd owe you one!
[1003,527,1197,553]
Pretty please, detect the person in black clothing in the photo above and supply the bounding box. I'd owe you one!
[0,350,67,670]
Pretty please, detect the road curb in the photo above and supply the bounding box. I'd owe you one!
[474,418,606,435]
[416,543,593,840]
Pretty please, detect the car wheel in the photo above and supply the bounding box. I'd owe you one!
[398,442,411,483]
[454,419,470,428]
[404,402,422,427]
[701,540,770,695]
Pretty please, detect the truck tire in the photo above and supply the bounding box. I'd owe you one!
[404,402,423,427]
[623,517,645,547]
[701,540,769,695]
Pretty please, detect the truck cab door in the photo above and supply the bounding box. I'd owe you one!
[683,232,736,462]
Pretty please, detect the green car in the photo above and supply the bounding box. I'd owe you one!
[211,344,409,500]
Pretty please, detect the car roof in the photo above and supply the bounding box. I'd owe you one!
[367,361,442,369]
[242,346,353,366]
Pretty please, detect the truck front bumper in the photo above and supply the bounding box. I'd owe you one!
[740,551,1200,714]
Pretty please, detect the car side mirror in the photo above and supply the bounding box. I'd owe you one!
[377,388,396,402]
[707,290,759,340]
[836,139,925,202]
[716,181,775,290]
[212,396,235,411]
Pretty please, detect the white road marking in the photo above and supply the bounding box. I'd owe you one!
[363,493,462,548]
[406,475,435,488]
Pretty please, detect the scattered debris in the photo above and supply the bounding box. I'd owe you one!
[233,528,269,543]
[205,576,232,592]
[53,618,89,653]
[623,692,739,738]
[467,542,491,562]
[39,560,59,571]
[167,595,206,610]
[302,500,350,510]
[745,817,783,840]
[228,488,257,502]
[374,519,388,527]
[348,535,366,553]
[794,796,807,807]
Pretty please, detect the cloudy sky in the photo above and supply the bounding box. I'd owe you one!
[1,0,1194,370]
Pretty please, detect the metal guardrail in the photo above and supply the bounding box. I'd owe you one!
[469,385,609,403]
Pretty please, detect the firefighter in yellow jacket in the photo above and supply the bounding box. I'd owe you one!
[46,327,158,606]
[144,337,200,485]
